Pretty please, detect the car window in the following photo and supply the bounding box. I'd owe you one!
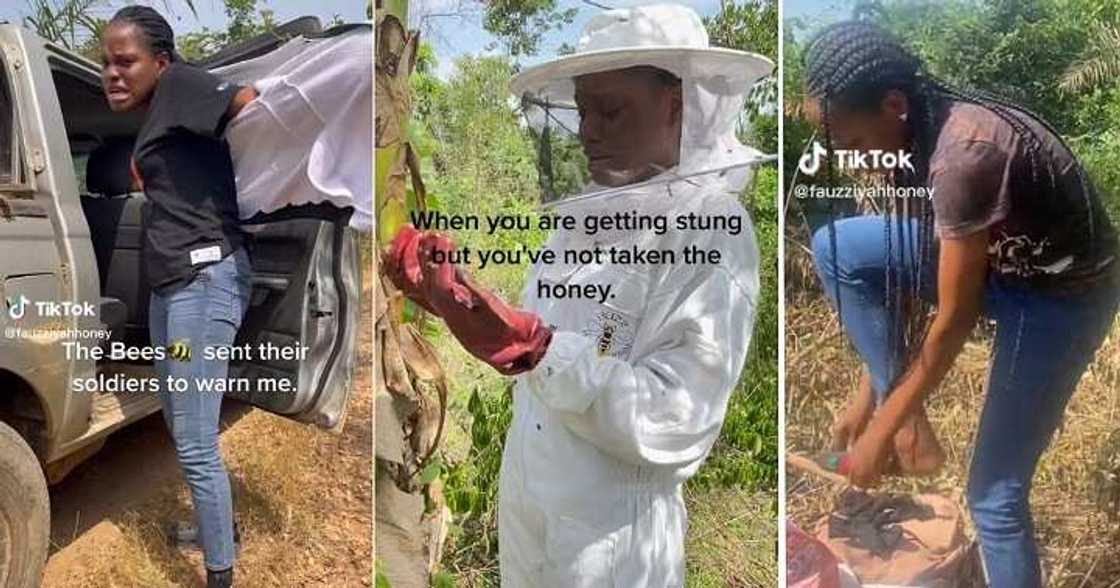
[72,152,89,194]
[0,55,14,186]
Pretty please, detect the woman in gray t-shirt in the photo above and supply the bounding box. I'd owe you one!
[799,20,1118,588]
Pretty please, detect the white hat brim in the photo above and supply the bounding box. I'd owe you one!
[510,46,774,101]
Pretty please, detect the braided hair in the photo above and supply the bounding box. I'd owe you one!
[108,6,181,63]
[802,20,1096,389]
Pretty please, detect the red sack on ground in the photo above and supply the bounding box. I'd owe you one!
[788,521,842,588]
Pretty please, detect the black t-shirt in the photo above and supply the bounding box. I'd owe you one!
[134,61,246,294]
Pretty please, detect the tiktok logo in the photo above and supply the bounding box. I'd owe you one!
[6,295,29,320]
[798,142,828,176]
[797,141,915,176]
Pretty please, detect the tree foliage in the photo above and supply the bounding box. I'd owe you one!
[178,0,277,61]
[705,0,778,62]
[785,0,1120,221]
[482,0,577,57]
[18,0,271,63]
[23,0,106,54]
[1062,22,1120,93]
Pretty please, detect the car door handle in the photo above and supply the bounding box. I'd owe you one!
[251,276,290,290]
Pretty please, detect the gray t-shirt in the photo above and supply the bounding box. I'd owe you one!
[930,101,1117,293]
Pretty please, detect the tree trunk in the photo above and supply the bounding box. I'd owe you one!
[374,3,450,586]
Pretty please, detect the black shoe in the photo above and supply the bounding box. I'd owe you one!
[206,567,234,588]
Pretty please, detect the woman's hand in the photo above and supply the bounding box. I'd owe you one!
[846,416,895,488]
[893,406,946,475]
[227,85,259,119]
[832,371,875,451]
[832,401,873,452]
[844,231,990,487]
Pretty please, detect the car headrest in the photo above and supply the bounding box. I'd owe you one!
[86,137,136,196]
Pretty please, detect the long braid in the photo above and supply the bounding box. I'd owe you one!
[805,21,930,384]
[822,95,843,322]
[802,20,1101,389]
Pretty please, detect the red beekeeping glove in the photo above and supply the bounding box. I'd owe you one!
[383,225,441,315]
[418,232,552,375]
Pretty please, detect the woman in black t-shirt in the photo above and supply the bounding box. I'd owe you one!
[100,7,257,587]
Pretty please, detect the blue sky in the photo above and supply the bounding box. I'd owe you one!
[412,0,724,79]
[0,0,367,38]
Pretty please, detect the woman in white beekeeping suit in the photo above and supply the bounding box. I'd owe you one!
[385,4,773,586]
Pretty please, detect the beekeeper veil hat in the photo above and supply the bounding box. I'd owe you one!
[510,3,773,200]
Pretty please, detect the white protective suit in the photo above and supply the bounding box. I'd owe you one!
[498,4,773,587]
[217,25,373,232]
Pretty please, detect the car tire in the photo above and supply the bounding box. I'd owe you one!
[0,421,49,587]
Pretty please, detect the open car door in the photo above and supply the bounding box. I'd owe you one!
[209,19,368,430]
[231,215,360,429]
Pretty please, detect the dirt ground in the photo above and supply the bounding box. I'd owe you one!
[785,246,1120,586]
[39,280,374,587]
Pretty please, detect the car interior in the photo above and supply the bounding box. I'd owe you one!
[52,62,146,351]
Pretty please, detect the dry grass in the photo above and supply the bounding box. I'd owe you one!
[685,489,777,587]
[42,279,375,587]
[785,244,1120,586]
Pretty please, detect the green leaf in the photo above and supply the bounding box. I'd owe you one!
[431,571,456,588]
[467,389,482,417]
[376,147,409,245]
[375,566,392,588]
[472,424,491,448]
[419,459,444,485]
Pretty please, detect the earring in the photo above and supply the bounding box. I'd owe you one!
[899,113,908,121]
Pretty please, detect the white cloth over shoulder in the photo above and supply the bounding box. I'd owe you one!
[217,27,372,232]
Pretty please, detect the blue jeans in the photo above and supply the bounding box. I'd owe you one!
[812,216,1119,588]
[149,248,252,572]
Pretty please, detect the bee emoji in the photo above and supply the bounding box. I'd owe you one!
[597,324,615,356]
[167,340,192,362]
